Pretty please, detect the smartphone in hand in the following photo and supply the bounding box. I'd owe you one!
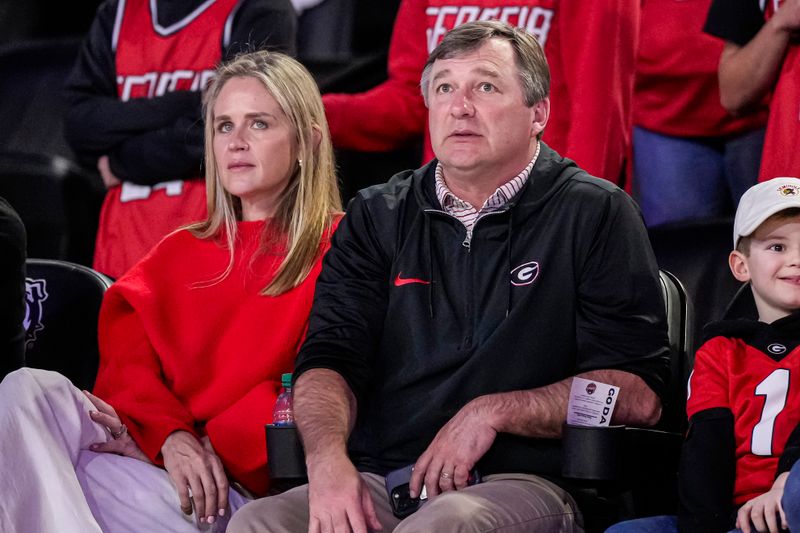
[384,464,481,518]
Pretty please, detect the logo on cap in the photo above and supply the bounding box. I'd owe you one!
[778,184,799,197]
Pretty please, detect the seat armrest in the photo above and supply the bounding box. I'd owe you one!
[562,424,682,483]
[562,424,627,481]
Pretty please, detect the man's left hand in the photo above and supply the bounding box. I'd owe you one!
[409,398,497,499]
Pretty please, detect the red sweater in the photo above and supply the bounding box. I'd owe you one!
[634,0,766,138]
[323,0,639,184]
[93,220,332,496]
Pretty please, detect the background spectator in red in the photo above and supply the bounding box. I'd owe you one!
[323,0,639,184]
[705,0,800,182]
[633,0,767,228]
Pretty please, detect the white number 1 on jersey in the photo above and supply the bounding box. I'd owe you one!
[752,369,790,456]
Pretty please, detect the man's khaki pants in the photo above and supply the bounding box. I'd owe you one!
[229,471,583,532]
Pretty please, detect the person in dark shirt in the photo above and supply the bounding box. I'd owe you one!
[0,197,26,377]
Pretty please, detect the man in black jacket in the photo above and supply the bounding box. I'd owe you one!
[231,20,670,533]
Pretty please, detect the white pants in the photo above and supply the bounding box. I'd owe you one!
[0,368,249,533]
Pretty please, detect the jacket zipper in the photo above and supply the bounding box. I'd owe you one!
[423,208,511,349]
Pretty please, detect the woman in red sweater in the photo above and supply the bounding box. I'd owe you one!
[0,50,341,532]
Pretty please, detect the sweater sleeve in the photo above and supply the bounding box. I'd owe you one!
[554,0,638,183]
[93,281,198,465]
[322,0,428,152]
[204,378,282,496]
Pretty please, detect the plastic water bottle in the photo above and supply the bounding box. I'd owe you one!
[272,373,295,426]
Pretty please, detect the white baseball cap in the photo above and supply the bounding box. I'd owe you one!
[734,177,800,248]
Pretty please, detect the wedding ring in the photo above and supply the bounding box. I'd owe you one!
[111,424,127,439]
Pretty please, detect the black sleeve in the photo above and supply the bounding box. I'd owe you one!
[678,408,737,533]
[576,188,671,401]
[107,115,204,184]
[0,198,26,376]
[293,194,391,402]
[704,0,765,46]
[225,0,298,59]
[778,421,800,476]
[64,0,202,159]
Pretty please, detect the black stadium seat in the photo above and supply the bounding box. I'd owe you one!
[649,218,741,347]
[24,259,112,391]
[561,270,692,531]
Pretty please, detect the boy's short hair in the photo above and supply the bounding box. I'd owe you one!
[733,177,800,253]
[737,207,800,255]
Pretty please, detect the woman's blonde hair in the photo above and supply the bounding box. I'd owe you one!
[187,50,341,296]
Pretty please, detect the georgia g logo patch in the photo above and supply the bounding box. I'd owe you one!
[510,261,540,286]
[24,278,48,347]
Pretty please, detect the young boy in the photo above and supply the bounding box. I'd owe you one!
[607,177,800,533]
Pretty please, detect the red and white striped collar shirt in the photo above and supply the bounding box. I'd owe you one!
[435,141,540,242]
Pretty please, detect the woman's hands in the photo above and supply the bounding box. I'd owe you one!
[84,392,229,525]
[161,431,229,526]
[84,390,150,463]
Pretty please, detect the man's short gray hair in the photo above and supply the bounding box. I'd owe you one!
[420,20,550,109]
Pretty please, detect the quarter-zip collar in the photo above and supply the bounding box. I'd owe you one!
[409,143,583,319]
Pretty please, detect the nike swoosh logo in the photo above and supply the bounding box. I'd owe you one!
[394,273,431,286]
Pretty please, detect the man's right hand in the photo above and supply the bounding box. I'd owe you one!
[306,452,382,533]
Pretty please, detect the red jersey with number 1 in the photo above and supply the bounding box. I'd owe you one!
[688,336,800,504]
[93,0,238,279]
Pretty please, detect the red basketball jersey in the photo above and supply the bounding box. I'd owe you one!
[93,0,238,278]
[688,336,800,504]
